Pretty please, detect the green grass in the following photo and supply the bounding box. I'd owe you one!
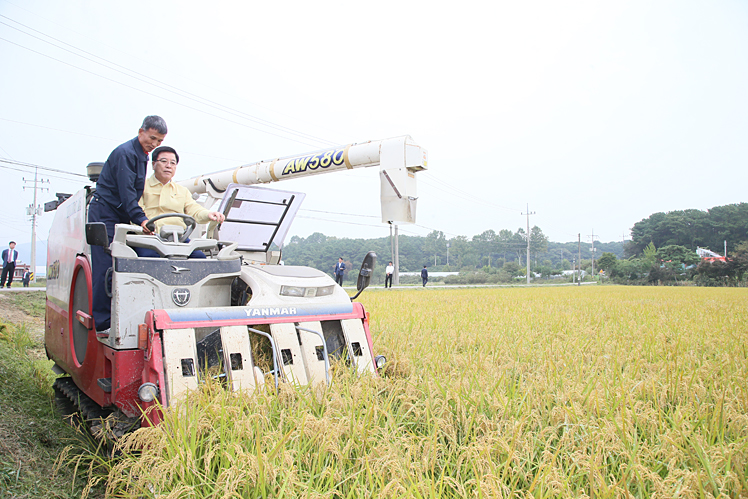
[0,319,101,498]
[5,290,46,317]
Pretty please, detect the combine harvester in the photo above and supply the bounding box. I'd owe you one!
[44,136,427,432]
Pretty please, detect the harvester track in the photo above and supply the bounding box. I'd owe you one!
[53,377,140,444]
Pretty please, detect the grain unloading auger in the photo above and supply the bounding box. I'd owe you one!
[44,136,427,432]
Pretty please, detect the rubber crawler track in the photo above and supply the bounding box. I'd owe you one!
[53,377,140,444]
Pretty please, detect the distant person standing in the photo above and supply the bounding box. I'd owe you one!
[384,261,394,288]
[334,257,346,286]
[1,241,18,288]
[22,269,31,287]
[420,265,428,287]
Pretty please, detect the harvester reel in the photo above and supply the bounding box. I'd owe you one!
[145,213,196,242]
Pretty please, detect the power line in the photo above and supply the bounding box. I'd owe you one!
[0,118,252,164]
[0,117,116,142]
[0,4,352,143]
[0,219,28,231]
[0,158,88,177]
[0,35,326,149]
[421,175,521,213]
[300,208,379,219]
[298,205,551,242]
[296,215,384,229]
[0,16,339,148]
[419,176,521,213]
[299,208,459,238]
[0,165,87,183]
[0,164,87,183]
[295,215,423,236]
[413,223,460,238]
[0,141,14,159]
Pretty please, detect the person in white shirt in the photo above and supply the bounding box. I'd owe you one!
[385,261,394,288]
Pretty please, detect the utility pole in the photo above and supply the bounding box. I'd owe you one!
[390,222,395,268]
[521,204,535,284]
[572,257,576,284]
[446,242,449,267]
[23,168,49,283]
[393,224,400,286]
[566,249,574,284]
[588,229,599,278]
[577,233,581,286]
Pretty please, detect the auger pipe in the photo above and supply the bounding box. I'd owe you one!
[177,136,428,225]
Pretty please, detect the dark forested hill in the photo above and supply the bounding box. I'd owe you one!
[628,203,748,256]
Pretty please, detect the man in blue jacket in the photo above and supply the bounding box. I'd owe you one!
[89,115,167,334]
[334,257,346,286]
[1,241,18,288]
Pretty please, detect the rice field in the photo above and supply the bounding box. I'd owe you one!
[96,286,748,498]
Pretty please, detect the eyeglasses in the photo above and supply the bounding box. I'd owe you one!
[156,159,177,166]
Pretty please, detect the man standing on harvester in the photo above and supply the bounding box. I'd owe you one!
[88,115,166,335]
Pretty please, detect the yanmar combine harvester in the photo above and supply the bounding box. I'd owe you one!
[44,136,427,433]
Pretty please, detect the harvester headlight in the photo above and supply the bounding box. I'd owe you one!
[280,285,305,297]
[375,355,387,370]
[138,382,159,403]
[280,285,335,297]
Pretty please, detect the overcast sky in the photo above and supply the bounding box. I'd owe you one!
[1,0,746,264]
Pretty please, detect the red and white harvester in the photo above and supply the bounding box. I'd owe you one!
[44,136,427,432]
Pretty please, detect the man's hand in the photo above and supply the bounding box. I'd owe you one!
[141,220,153,235]
[208,211,226,223]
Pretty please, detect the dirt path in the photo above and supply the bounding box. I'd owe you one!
[0,293,40,325]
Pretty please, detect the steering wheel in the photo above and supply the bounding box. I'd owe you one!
[144,213,196,243]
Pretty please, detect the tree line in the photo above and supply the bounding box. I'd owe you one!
[627,203,748,256]
[282,226,624,284]
[282,202,748,286]
[609,203,748,286]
